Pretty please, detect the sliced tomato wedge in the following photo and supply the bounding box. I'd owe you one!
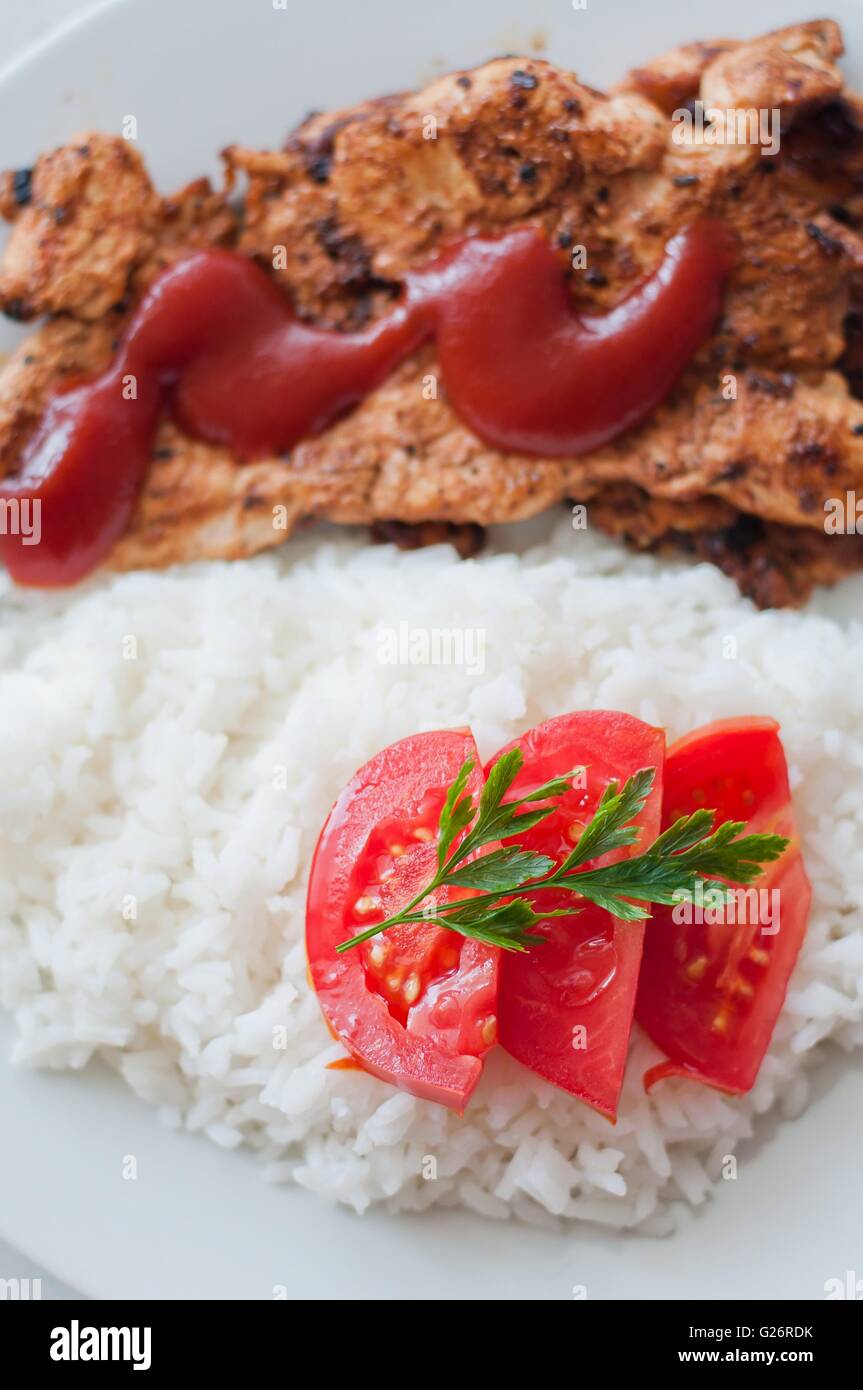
[488,711,665,1119]
[305,729,499,1110]
[636,717,811,1095]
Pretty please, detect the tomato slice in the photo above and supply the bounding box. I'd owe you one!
[635,717,811,1095]
[305,730,499,1110]
[488,711,665,1119]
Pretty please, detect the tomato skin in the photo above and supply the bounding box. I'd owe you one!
[305,730,498,1110]
[488,711,666,1119]
[636,717,811,1095]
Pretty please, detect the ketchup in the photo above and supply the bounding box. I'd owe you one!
[0,223,729,586]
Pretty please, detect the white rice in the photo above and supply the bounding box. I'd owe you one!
[2,517,862,1231]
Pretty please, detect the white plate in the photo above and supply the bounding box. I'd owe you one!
[2,0,863,1300]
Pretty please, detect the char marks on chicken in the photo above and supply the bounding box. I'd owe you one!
[2,20,863,605]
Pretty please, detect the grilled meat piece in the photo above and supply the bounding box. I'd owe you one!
[370,519,486,559]
[586,483,863,607]
[0,136,235,321]
[1,20,862,606]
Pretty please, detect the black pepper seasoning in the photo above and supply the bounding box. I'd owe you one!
[12,168,32,205]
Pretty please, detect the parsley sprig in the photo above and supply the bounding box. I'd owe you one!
[336,749,788,954]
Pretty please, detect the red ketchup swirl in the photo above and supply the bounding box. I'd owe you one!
[0,223,729,586]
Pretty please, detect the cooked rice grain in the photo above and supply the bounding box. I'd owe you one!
[1,520,862,1227]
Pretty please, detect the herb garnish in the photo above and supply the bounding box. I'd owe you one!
[336,750,788,954]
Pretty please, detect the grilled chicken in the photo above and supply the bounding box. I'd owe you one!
[2,19,863,604]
